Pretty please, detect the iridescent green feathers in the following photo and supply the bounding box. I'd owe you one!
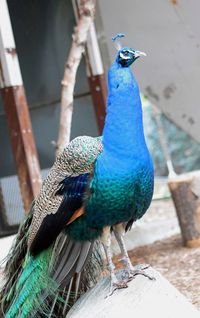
[5,248,54,318]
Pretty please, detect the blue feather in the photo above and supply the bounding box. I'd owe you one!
[67,47,154,241]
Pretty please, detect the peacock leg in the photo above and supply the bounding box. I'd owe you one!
[101,226,128,297]
[113,223,155,281]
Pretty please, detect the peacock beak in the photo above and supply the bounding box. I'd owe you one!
[134,51,147,58]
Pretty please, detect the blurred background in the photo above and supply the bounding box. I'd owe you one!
[0,0,200,308]
[1,0,200,233]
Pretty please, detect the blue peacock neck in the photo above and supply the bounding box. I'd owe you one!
[102,61,148,159]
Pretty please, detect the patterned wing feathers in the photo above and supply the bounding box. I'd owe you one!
[30,173,90,256]
[28,136,103,249]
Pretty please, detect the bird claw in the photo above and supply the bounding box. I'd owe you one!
[105,280,128,298]
[122,264,156,282]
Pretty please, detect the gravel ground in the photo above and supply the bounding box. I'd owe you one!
[114,234,200,310]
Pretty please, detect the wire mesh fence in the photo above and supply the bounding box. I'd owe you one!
[0,169,49,237]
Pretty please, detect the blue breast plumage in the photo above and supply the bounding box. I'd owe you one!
[85,149,154,230]
[67,55,154,241]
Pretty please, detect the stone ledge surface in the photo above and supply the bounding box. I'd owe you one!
[68,267,200,318]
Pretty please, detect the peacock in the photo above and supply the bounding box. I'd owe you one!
[0,34,154,317]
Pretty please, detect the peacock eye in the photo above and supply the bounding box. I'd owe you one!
[123,51,129,56]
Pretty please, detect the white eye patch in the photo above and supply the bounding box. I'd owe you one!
[119,52,132,60]
[127,50,135,54]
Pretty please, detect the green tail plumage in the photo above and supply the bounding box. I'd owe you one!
[0,206,103,318]
[5,248,55,318]
[0,203,34,316]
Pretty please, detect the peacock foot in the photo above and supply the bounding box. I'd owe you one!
[106,279,128,298]
[121,263,156,282]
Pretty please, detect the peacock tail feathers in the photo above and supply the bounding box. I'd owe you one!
[0,202,34,315]
[1,228,103,317]
[5,248,56,318]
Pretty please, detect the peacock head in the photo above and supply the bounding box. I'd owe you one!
[112,33,146,67]
[117,47,146,67]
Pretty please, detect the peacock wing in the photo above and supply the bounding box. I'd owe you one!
[28,136,103,254]
[30,173,91,256]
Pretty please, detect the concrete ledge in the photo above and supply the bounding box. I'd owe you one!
[68,268,199,318]
[0,235,15,263]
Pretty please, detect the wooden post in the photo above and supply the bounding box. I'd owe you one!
[0,0,41,212]
[72,0,107,133]
[168,171,200,247]
[86,23,107,133]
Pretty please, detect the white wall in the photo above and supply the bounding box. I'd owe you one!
[98,0,200,143]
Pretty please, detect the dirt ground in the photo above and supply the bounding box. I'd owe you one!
[114,234,200,310]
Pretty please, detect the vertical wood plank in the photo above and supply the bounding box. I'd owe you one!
[0,0,41,212]
[1,86,41,211]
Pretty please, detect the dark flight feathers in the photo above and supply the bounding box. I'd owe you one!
[30,173,90,256]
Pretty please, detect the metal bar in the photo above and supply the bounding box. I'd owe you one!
[0,0,41,212]
[152,105,176,178]
[72,0,107,134]
[0,92,92,117]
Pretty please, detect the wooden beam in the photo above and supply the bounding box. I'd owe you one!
[84,18,107,133]
[87,73,107,132]
[0,0,41,212]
